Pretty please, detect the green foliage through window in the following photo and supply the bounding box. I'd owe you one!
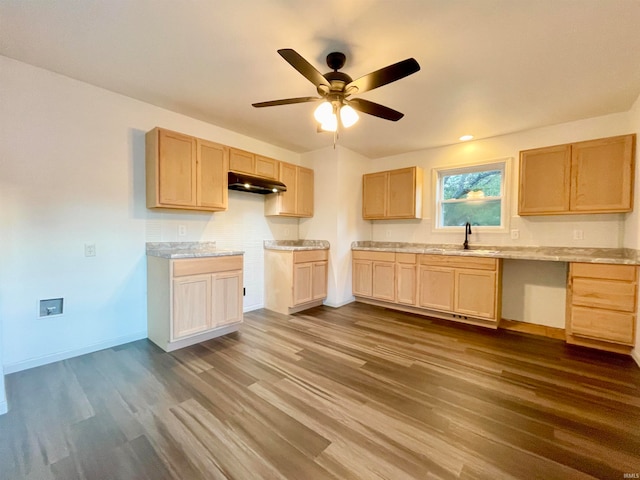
[437,163,505,227]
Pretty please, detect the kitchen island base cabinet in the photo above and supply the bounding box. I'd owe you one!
[147,255,243,352]
[265,249,328,315]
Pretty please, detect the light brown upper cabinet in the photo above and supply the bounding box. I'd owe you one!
[362,167,423,219]
[265,162,314,217]
[146,127,228,212]
[519,134,635,215]
[229,147,279,180]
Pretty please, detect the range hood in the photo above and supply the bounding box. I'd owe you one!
[227,172,287,195]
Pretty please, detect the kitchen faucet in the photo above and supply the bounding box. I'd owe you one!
[463,222,472,249]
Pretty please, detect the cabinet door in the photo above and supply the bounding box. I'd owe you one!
[212,270,243,327]
[255,155,279,180]
[387,167,417,218]
[293,262,313,305]
[396,263,417,305]
[197,139,228,210]
[278,162,298,215]
[312,261,328,300]
[418,266,454,311]
[570,135,634,213]
[362,172,388,219]
[173,274,211,339]
[518,144,571,215]
[372,261,395,302]
[353,260,373,297]
[296,166,314,217]
[158,129,197,206]
[454,269,496,319]
[229,148,255,175]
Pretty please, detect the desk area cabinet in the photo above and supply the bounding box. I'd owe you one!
[567,262,637,354]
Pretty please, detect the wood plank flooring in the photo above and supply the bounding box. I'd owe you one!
[1,302,640,479]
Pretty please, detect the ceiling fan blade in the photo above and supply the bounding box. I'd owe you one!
[278,49,330,89]
[252,97,321,108]
[345,58,420,95]
[348,98,404,121]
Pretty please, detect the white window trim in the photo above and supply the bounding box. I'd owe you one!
[431,157,511,233]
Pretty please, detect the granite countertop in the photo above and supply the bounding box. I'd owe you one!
[351,241,640,265]
[264,240,330,251]
[146,242,244,259]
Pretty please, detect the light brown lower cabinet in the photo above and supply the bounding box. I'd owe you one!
[396,253,417,305]
[418,255,501,323]
[351,251,396,302]
[353,250,502,328]
[566,262,637,353]
[265,248,328,315]
[147,255,243,352]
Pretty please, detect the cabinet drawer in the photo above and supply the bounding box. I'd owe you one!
[570,306,635,345]
[294,249,328,263]
[571,263,637,282]
[352,250,396,262]
[173,256,243,277]
[571,277,636,312]
[419,254,497,271]
[396,253,417,264]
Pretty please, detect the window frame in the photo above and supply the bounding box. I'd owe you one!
[432,158,511,232]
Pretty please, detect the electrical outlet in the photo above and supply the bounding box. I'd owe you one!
[284,227,290,237]
[573,229,584,240]
[178,225,187,237]
[385,230,392,238]
[84,243,96,257]
[510,229,520,240]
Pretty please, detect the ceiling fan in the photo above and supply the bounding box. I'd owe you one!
[252,49,420,132]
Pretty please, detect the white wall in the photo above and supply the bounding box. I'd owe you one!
[299,146,371,306]
[368,112,632,248]
[0,56,301,374]
[625,93,640,365]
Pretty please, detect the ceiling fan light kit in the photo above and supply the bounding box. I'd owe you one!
[252,48,420,137]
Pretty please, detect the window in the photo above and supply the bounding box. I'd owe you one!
[435,160,507,229]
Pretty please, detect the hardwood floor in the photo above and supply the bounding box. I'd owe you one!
[1,302,640,479]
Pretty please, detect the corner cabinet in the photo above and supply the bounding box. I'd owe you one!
[362,167,423,220]
[566,262,637,354]
[264,249,328,314]
[265,162,314,217]
[147,255,243,352]
[519,134,635,215]
[146,127,228,212]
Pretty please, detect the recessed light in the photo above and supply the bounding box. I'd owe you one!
[459,134,474,142]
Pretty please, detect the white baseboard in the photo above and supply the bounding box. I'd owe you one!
[632,349,640,369]
[3,331,147,374]
[323,297,355,308]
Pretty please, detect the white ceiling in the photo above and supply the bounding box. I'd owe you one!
[2,0,640,158]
